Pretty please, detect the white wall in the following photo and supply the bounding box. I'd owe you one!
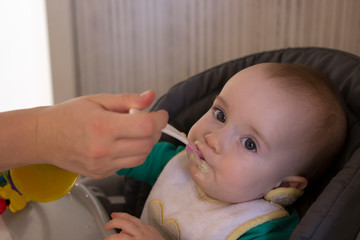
[0,0,53,112]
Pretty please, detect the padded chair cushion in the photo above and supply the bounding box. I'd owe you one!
[151,47,360,239]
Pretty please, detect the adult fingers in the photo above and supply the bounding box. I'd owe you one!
[109,154,149,173]
[110,130,162,158]
[104,110,169,139]
[85,90,156,113]
[85,152,154,179]
[70,137,159,179]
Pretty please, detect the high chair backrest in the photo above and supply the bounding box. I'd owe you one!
[151,47,360,240]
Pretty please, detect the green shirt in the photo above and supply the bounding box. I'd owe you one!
[118,142,299,239]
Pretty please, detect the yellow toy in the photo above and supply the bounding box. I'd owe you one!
[0,184,28,213]
[0,171,29,213]
[0,165,78,214]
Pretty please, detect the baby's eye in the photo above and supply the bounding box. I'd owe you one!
[213,108,226,123]
[241,137,257,152]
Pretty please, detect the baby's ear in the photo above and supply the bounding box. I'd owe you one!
[279,176,308,190]
[264,176,308,207]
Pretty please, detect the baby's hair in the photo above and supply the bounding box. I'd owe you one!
[263,63,347,181]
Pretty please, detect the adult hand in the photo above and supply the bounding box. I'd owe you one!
[0,90,168,179]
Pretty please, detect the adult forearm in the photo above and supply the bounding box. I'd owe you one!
[0,107,45,171]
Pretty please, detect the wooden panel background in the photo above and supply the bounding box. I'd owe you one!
[72,0,360,101]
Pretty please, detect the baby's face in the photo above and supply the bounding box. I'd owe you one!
[187,64,315,203]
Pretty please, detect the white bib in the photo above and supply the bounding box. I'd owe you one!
[141,151,288,240]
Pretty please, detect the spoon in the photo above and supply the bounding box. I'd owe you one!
[129,109,204,159]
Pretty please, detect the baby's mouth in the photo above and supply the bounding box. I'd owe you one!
[186,141,204,160]
[186,141,209,173]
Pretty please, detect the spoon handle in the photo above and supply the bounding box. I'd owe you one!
[129,108,188,145]
[162,124,188,145]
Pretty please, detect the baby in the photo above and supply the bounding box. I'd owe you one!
[105,63,347,240]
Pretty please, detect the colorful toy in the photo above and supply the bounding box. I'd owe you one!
[0,183,28,213]
[0,164,78,214]
[0,198,7,214]
[0,171,29,213]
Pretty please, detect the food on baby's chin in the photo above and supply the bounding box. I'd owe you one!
[188,151,209,174]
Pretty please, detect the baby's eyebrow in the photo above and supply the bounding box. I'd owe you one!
[214,95,229,109]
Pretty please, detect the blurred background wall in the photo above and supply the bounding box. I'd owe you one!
[47,0,360,104]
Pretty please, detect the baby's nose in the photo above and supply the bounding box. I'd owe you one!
[205,129,231,154]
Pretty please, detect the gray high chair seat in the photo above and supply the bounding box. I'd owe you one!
[143,47,359,240]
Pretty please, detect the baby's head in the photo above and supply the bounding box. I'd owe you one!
[187,63,346,204]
